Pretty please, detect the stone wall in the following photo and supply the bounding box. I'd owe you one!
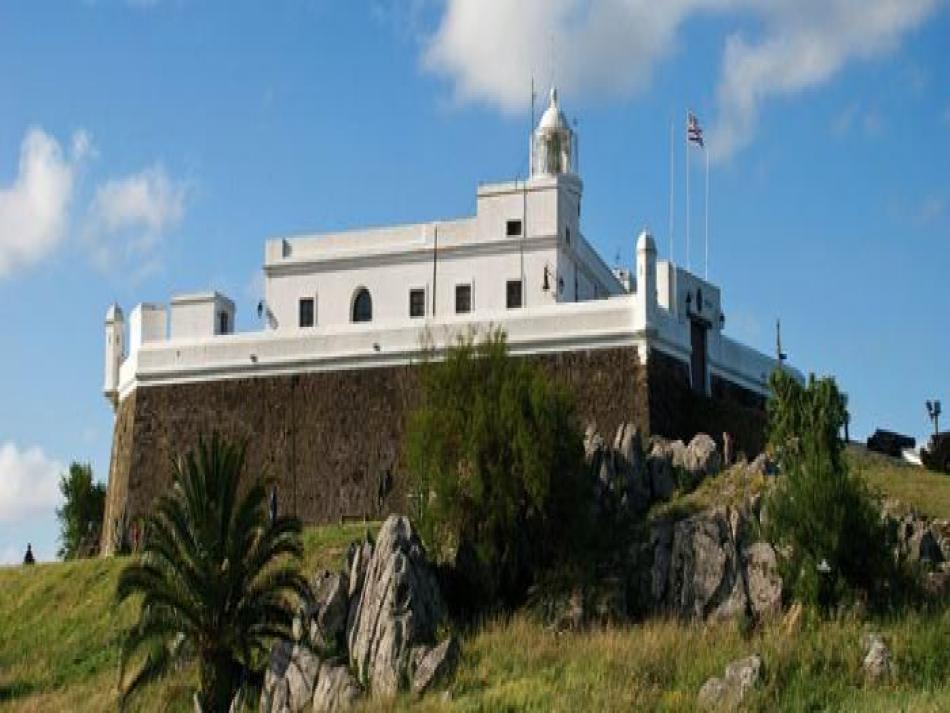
[647,349,768,459]
[102,346,658,553]
[101,345,767,553]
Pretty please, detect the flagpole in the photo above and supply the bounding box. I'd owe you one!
[685,110,690,272]
[668,118,675,265]
[704,146,709,280]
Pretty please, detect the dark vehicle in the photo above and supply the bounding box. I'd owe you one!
[922,432,950,474]
[866,429,916,458]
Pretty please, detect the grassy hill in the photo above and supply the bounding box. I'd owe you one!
[1,456,948,712]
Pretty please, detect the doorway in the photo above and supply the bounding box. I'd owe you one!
[690,319,708,395]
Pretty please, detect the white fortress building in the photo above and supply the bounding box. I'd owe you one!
[104,89,775,406]
[100,89,784,549]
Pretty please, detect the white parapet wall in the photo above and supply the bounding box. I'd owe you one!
[112,286,784,405]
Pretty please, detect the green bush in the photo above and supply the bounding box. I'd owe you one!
[764,370,893,609]
[56,462,106,559]
[404,329,591,609]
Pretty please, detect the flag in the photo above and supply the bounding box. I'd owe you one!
[687,111,704,148]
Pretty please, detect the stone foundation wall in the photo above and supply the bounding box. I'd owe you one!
[101,347,657,553]
[647,349,768,459]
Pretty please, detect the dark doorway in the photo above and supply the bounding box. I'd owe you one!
[690,318,708,395]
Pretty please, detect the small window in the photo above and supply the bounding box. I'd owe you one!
[352,288,372,323]
[565,227,571,245]
[506,280,523,309]
[409,288,425,318]
[506,219,522,237]
[218,311,230,335]
[455,284,472,314]
[299,298,315,328]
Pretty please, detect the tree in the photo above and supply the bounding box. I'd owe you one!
[116,435,308,711]
[764,370,891,609]
[56,463,105,559]
[404,329,591,609]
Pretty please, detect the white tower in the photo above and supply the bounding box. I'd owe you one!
[104,303,125,408]
[532,87,575,177]
[637,230,657,323]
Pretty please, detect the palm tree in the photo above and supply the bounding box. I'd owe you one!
[116,434,309,711]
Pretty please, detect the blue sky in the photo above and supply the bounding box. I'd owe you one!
[1,0,947,563]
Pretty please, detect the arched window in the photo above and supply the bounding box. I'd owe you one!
[352,288,372,323]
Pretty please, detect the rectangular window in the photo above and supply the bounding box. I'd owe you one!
[455,284,472,314]
[506,280,523,309]
[218,311,230,335]
[409,288,425,318]
[299,297,315,328]
[506,219,522,237]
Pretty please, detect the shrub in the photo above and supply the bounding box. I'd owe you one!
[764,370,892,610]
[56,462,106,559]
[404,329,591,609]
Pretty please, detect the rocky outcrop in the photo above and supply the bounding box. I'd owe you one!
[882,503,950,598]
[586,425,726,512]
[697,654,763,710]
[261,516,456,712]
[347,516,447,696]
[684,434,722,480]
[634,504,782,622]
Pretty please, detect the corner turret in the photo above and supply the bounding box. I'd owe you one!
[104,303,125,409]
[637,229,657,322]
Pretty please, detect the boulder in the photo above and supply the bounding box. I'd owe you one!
[685,434,721,479]
[667,508,747,620]
[743,542,783,620]
[312,665,361,712]
[309,570,350,651]
[614,423,651,512]
[647,440,677,501]
[260,642,322,713]
[411,636,460,696]
[347,515,447,697]
[698,654,762,710]
[863,633,893,682]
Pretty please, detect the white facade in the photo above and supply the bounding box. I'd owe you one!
[103,89,787,408]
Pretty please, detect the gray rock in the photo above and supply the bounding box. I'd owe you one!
[411,636,460,696]
[347,515,447,697]
[743,542,783,620]
[309,570,350,651]
[647,440,677,501]
[863,633,893,682]
[286,646,321,712]
[261,641,294,713]
[685,434,721,479]
[667,508,747,620]
[698,654,763,710]
[312,664,361,712]
[260,641,320,713]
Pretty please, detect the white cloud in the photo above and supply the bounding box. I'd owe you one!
[710,0,936,160]
[419,0,940,160]
[0,128,89,278]
[83,164,187,273]
[0,442,63,523]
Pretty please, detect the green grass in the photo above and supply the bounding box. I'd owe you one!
[0,522,373,713]
[1,454,948,712]
[848,445,950,520]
